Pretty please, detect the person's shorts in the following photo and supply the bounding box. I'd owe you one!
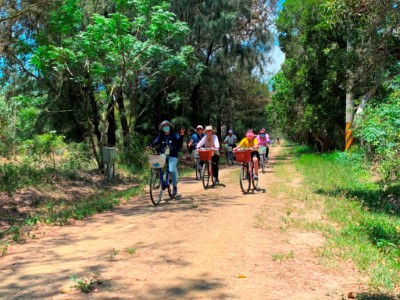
[251,151,260,161]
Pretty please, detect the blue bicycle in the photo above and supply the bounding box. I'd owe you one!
[148,151,174,206]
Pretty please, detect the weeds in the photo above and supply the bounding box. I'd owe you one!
[1,242,8,256]
[294,147,400,290]
[272,251,294,262]
[110,248,120,260]
[70,272,101,293]
[127,247,137,255]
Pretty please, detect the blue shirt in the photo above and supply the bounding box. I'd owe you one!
[191,133,206,147]
[151,132,182,158]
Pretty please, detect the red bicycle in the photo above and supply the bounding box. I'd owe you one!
[197,148,216,189]
[234,148,259,193]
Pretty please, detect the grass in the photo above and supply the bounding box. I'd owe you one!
[272,250,294,262]
[291,147,400,292]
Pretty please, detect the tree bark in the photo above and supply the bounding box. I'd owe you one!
[115,88,129,148]
[107,101,116,147]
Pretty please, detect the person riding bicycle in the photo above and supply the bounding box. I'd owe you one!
[148,120,185,196]
[196,125,220,184]
[234,129,259,180]
[223,129,237,161]
[256,128,270,160]
[188,125,206,152]
[223,129,237,148]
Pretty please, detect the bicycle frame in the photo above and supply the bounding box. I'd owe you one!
[198,148,216,189]
[149,153,174,206]
[235,148,259,193]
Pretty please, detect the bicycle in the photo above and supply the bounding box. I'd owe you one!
[259,146,267,174]
[192,149,202,180]
[225,144,234,166]
[147,150,175,206]
[234,148,259,193]
[198,148,216,189]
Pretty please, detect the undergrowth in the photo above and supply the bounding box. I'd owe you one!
[293,146,400,291]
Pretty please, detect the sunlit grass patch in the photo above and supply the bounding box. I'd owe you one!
[294,148,400,291]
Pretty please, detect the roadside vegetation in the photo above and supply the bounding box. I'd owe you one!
[270,142,400,295]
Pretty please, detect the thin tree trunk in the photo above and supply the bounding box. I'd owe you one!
[354,85,379,119]
[89,90,102,142]
[107,101,116,147]
[115,88,129,149]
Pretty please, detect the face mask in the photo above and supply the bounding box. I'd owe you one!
[260,134,265,137]
[246,133,254,139]
[162,126,170,133]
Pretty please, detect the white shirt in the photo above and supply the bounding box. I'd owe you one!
[196,135,220,155]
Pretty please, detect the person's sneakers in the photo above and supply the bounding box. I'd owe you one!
[254,174,258,180]
[214,178,219,184]
[172,186,177,196]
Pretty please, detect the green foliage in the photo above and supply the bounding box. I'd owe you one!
[354,87,400,180]
[0,163,50,194]
[270,0,399,152]
[23,132,65,167]
[294,149,400,289]
[70,274,95,293]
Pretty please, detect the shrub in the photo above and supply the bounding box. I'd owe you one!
[354,89,400,180]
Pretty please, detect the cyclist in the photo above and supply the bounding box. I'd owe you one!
[223,129,237,160]
[148,120,185,196]
[256,128,269,160]
[234,129,259,180]
[188,125,205,152]
[196,125,220,184]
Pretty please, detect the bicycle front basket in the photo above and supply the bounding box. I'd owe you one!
[258,146,266,154]
[198,149,213,160]
[234,150,251,163]
[225,145,232,152]
[148,155,166,168]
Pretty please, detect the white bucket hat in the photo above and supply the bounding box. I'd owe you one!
[196,125,204,130]
[204,125,214,133]
[159,120,174,130]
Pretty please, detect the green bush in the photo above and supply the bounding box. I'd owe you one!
[354,88,400,180]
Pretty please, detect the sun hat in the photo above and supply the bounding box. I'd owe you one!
[228,129,233,133]
[204,125,214,133]
[196,125,204,130]
[159,120,174,130]
[259,128,266,134]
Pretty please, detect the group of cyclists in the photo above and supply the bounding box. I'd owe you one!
[148,120,271,196]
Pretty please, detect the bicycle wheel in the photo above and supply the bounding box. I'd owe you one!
[226,151,233,166]
[260,155,265,174]
[167,175,174,199]
[202,161,211,189]
[252,165,259,189]
[195,158,202,180]
[149,169,162,206]
[239,164,250,193]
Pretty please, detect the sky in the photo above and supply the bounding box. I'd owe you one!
[260,0,286,82]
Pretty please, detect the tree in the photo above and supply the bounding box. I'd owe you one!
[268,0,399,150]
[30,0,197,168]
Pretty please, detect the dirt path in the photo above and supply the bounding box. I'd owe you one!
[0,146,365,299]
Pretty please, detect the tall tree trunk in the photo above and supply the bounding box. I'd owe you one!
[89,89,102,143]
[107,101,116,147]
[115,88,129,148]
[189,84,201,126]
[345,33,355,151]
[216,97,222,142]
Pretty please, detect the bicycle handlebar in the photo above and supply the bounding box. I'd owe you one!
[197,147,219,151]
[234,147,258,151]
